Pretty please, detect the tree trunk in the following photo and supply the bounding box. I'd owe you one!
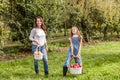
[111,31,113,36]
[103,26,108,39]
[81,19,89,42]
[117,31,119,38]
[64,22,67,36]
[80,0,89,42]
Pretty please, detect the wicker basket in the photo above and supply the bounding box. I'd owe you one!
[69,64,82,74]
[70,67,82,74]
[34,51,43,60]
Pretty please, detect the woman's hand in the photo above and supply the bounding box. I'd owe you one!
[45,43,48,52]
[46,46,48,52]
[33,40,40,45]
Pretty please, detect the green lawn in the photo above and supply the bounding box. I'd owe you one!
[0,41,120,80]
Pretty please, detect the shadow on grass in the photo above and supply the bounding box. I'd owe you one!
[13,72,78,79]
[0,74,10,79]
[3,45,31,54]
[0,72,79,80]
[12,72,46,79]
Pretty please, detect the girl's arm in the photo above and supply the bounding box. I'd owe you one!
[76,36,82,57]
[70,38,75,57]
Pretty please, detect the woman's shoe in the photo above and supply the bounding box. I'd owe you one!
[35,70,39,75]
[45,71,49,77]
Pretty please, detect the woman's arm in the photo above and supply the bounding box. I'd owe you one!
[44,37,48,52]
[29,28,39,45]
[29,29,35,41]
[45,43,48,52]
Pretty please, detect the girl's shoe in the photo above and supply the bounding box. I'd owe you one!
[63,66,68,76]
[45,71,49,75]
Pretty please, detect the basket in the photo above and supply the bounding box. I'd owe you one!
[34,47,43,60]
[69,63,82,74]
[34,51,43,60]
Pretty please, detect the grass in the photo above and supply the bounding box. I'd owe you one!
[0,41,120,80]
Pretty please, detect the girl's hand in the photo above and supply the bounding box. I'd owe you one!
[72,54,75,58]
[75,55,79,58]
[75,53,80,58]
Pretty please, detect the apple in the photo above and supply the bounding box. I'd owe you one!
[70,64,74,68]
[74,65,78,68]
[70,63,82,68]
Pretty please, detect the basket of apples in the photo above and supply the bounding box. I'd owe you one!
[34,51,43,60]
[69,63,82,74]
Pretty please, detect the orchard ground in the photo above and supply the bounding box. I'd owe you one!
[0,41,120,80]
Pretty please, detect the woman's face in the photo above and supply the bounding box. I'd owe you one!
[36,18,42,28]
[72,27,78,34]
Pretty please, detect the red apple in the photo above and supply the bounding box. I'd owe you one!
[74,65,78,68]
[70,64,74,68]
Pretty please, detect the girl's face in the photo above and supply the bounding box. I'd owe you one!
[72,27,78,34]
[36,18,42,28]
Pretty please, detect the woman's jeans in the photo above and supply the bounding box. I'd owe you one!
[32,44,48,73]
[64,47,82,67]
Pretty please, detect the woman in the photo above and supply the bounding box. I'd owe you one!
[29,16,49,76]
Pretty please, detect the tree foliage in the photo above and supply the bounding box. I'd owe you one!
[0,0,120,46]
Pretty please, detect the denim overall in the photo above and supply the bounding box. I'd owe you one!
[32,44,48,74]
[64,36,82,67]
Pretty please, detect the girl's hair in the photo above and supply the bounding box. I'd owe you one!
[70,26,82,45]
[34,16,46,33]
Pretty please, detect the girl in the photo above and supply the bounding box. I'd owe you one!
[63,26,82,76]
[29,16,49,75]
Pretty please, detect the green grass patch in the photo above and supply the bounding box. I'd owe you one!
[0,41,120,80]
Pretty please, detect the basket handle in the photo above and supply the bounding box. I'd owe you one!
[35,46,39,52]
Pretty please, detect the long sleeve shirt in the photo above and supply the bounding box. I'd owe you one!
[29,28,47,46]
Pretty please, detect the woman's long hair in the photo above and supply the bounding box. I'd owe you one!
[70,26,82,45]
[34,16,46,33]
